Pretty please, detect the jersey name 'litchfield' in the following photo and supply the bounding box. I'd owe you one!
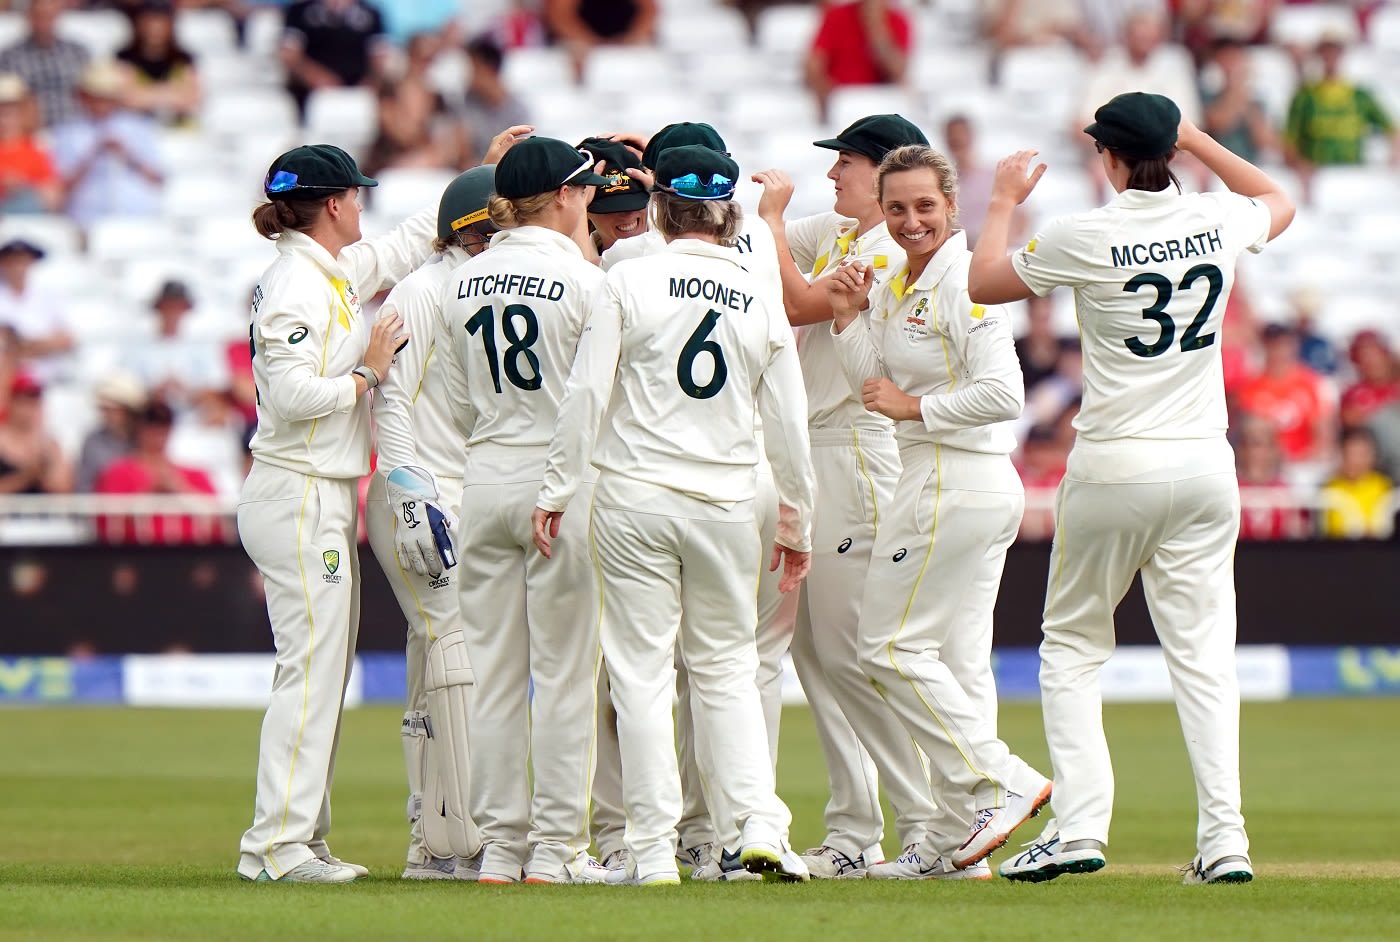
[1110,228,1223,267]
[668,276,754,312]
[456,272,568,300]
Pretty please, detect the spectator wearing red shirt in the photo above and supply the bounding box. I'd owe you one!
[0,73,60,213]
[805,0,912,121]
[1234,414,1309,540]
[95,399,221,544]
[1016,424,1068,540]
[1235,323,1336,466]
[1339,329,1400,430]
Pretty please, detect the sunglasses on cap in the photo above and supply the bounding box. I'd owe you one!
[659,173,735,201]
[264,170,352,194]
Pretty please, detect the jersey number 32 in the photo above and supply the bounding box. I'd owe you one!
[1123,262,1223,358]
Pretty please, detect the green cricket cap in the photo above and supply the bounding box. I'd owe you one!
[438,165,496,239]
[642,122,728,170]
[264,143,376,200]
[494,136,611,200]
[813,114,928,164]
[653,145,740,201]
[1084,92,1181,160]
[578,137,650,213]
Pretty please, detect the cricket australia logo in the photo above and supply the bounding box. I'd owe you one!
[903,296,931,342]
[602,170,631,194]
[322,549,343,584]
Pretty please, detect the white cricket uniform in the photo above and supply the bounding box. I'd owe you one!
[236,208,437,881]
[1011,189,1272,864]
[786,212,935,861]
[435,225,604,881]
[833,229,1042,859]
[591,216,793,858]
[365,245,473,867]
[538,239,816,881]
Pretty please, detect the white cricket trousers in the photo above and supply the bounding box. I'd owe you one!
[365,471,465,865]
[456,446,599,879]
[791,427,934,859]
[592,475,793,880]
[236,460,360,880]
[1040,437,1247,864]
[858,442,1038,858]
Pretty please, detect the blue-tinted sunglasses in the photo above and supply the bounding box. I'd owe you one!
[662,173,735,201]
[264,169,346,194]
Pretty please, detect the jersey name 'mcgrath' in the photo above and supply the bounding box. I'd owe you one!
[667,277,755,312]
[1110,228,1223,268]
[456,273,568,301]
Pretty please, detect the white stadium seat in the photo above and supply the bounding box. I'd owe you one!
[243,6,286,62]
[56,9,130,59]
[0,215,82,258]
[724,88,820,136]
[162,169,257,222]
[503,47,576,94]
[87,217,184,265]
[584,47,679,93]
[1373,7,1400,52]
[1270,4,1360,46]
[369,168,455,225]
[202,88,298,141]
[175,9,238,59]
[827,85,923,133]
[304,86,379,153]
[0,12,23,50]
[658,8,750,52]
[755,5,820,58]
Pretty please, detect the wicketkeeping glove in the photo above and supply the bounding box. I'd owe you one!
[385,465,458,577]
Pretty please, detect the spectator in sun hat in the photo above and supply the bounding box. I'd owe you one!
[126,279,230,414]
[0,72,62,213]
[0,237,73,386]
[578,136,650,253]
[49,59,165,229]
[77,370,149,493]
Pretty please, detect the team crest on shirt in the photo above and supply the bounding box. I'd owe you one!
[322,550,343,584]
[903,297,932,342]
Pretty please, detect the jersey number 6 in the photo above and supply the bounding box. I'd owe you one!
[465,304,543,393]
[678,308,729,400]
[1123,263,1223,358]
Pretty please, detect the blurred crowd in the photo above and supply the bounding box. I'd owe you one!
[0,0,1396,542]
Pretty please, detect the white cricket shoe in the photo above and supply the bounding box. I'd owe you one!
[402,856,456,881]
[279,858,359,883]
[999,819,1107,883]
[952,776,1053,869]
[319,855,368,878]
[738,820,810,883]
[1182,854,1254,885]
[801,845,868,879]
[600,848,631,873]
[676,842,714,874]
[453,847,484,882]
[866,844,993,881]
[524,854,611,884]
[691,847,762,882]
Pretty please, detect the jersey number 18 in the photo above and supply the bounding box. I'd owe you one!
[465,304,542,393]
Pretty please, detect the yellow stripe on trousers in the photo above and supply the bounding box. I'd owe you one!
[267,475,318,871]
[881,444,1001,802]
[851,428,880,533]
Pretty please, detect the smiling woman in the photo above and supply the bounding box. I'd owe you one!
[824,142,1050,880]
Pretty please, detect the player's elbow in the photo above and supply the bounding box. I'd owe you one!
[983,379,1024,423]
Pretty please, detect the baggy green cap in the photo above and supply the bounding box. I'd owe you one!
[494,137,612,200]
[1084,92,1181,159]
[264,143,376,200]
[813,114,928,164]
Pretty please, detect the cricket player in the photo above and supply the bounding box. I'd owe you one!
[752,114,937,878]
[367,165,498,881]
[434,136,611,885]
[966,93,1295,884]
[827,143,1040,879]
[236,144,433,884]
[586,121,794,880]
[534,145,817,886]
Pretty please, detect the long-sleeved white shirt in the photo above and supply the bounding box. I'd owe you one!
[832,230,1023,454]
[787,211,903,430]
[434,226,604,471]
[538,239,816,551]
[372,245,471,481]
[246,206,437,480]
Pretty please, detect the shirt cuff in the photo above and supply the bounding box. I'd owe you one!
[334,374,358,413]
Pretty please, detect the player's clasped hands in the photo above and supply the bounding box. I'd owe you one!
[827,260,873,329]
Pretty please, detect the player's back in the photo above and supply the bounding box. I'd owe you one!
[1019,189,1270,441]
[439,226,604,453]
[593,241,786,504]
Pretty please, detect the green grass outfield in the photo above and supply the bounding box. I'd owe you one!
[3,700,1398,941]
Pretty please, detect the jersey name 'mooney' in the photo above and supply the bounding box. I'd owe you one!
[668,276,755,313]
[456,272,569,301]
[1110,228,1223,267]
